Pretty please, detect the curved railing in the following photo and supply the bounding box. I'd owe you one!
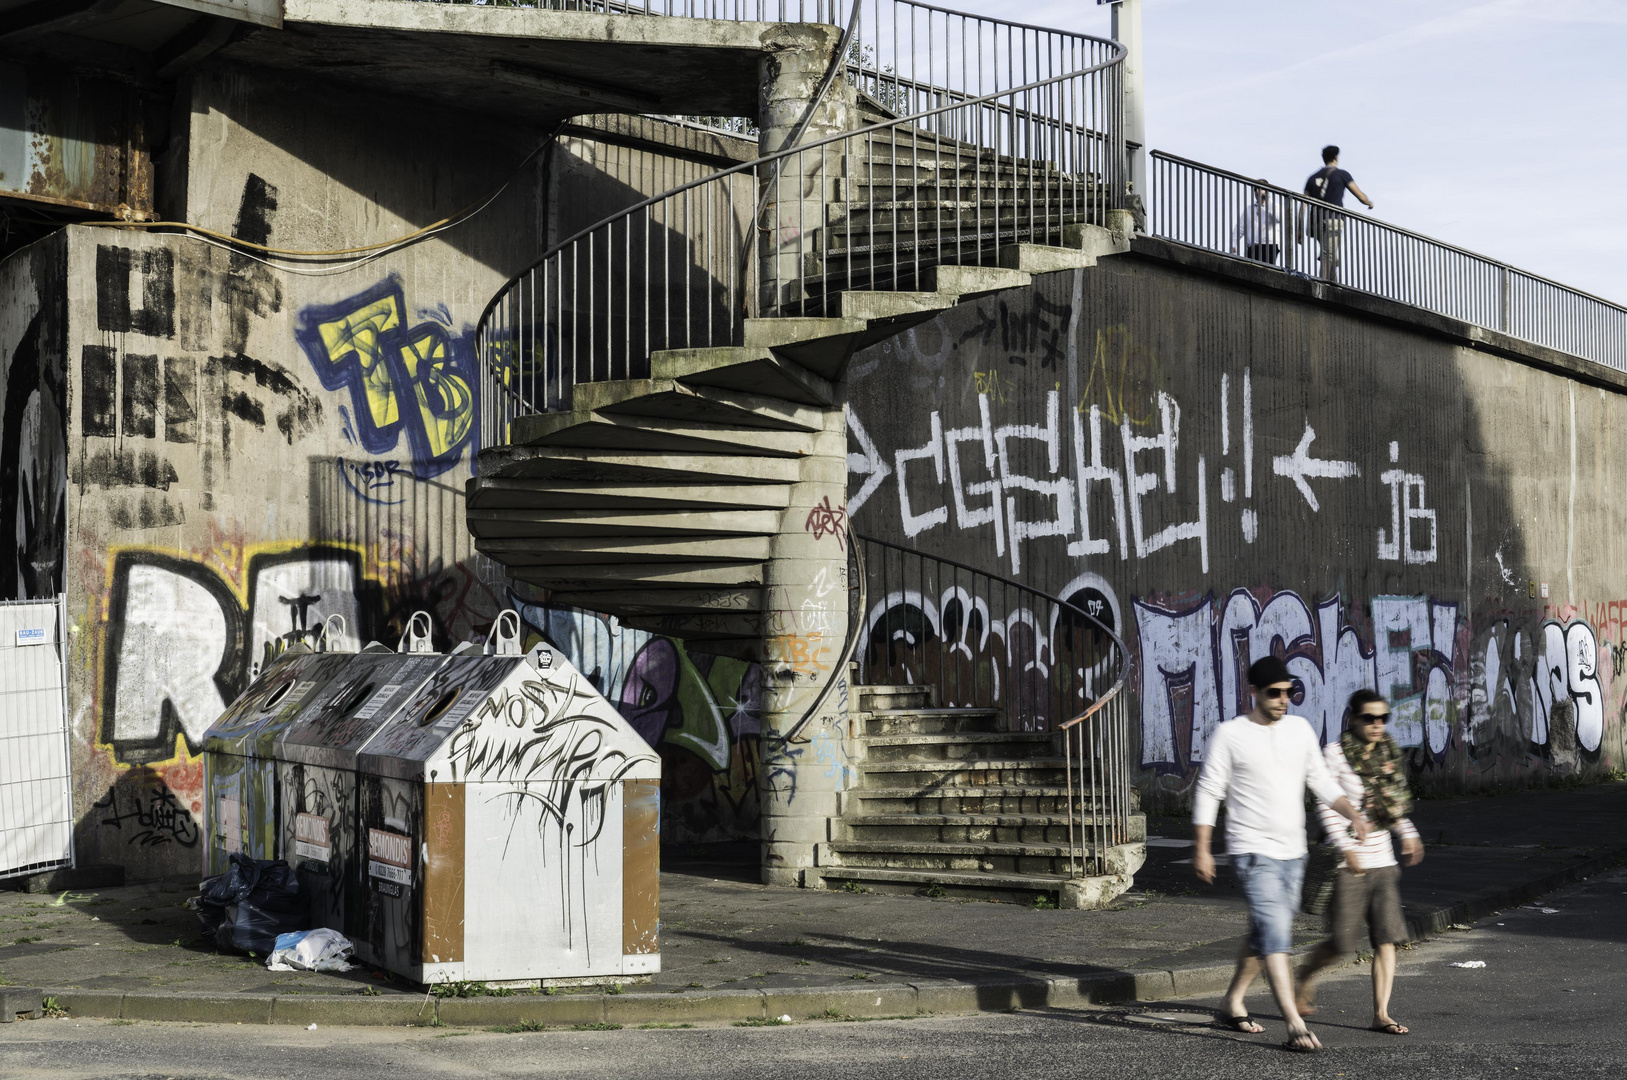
[853,534,1133,878]
[476,0,1124,442]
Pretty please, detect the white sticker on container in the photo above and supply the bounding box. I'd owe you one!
[368,827,413,885]
[15,626,47,645]
[219,797,241,854]
[293,813,331,862]
[351,684,403,720]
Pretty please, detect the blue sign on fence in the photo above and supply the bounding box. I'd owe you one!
[15,627,47,646]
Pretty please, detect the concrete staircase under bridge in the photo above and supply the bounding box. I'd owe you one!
[815,685,1147,908]
[464,6,1140,904]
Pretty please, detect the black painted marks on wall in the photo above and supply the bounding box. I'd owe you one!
[222,175,283,354]
[82,345,118,437]
[164,359,195,444]
[76,449,180,490]
[122,353,159,438]
[96,246,175,339]
[232,174,278,249]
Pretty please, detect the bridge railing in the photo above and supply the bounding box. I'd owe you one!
[476,0,1124,443]
[1149,151,1627,371]
[853,535,1133,878]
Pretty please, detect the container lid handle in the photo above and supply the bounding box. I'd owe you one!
[488,610,522,656]
[399,611,435,654]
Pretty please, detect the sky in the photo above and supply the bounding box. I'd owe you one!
[950,0,1627,305]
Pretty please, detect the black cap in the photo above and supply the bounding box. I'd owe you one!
[1248,655,1292,688]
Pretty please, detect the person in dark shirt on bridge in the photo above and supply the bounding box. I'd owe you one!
[1299,145,1373,281]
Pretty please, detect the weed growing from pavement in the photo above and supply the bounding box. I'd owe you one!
[921,884,947,899]
[734,1017,790,1027]
[1030,895,1056,910]
[41,996,67,1018]
[847,972,872,980]
[704,957,727,964]
[639,1022,695,1029]
[432,980,516,999]
[839,882,870,894]
[573,1023,622,1031]
[488,1020,546,1033]
[686,981,705,988]
[108,1019,135,1026]
[433,1031,474,1038]
[358,985,381,996]
[605,984,623,995]
[795,960,812,966]
[11,936,42,944]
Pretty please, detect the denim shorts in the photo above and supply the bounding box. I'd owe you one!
[1232,852,1307,956]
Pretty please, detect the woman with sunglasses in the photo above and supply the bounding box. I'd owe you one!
[1296,689,1425,1035]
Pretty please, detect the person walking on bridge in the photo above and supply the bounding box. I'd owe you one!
[1295,689,1424,1035]
[1299,145,1373,281]
[1192,655,1370,1053]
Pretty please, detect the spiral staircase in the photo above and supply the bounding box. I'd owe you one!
[464,1,1144,905]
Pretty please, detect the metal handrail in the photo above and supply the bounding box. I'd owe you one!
[476,0,1125,439]
[779,521,867,746]
[1150,150,1627,370]
[852,534,1132,877]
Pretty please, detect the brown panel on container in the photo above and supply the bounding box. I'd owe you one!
[421,782,465,964]
[622,779,660,955]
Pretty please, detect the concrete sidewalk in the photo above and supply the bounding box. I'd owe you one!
[3,782,1624,1027]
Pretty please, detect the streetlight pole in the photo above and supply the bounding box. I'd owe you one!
[1108,0,1146,218]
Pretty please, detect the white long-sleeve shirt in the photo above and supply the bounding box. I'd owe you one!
[1232,203,1281,247]
[1192,714,1344,860]
[1314,742,1421,869]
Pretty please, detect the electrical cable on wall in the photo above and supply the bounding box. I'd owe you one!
[82,122,568,277]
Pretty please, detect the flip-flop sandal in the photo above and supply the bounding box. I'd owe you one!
[1371,1021,1410,1035]
[1219,1014,1264,1033]
[1282,1030,1320,1053]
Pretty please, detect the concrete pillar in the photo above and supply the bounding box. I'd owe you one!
[757,23,856,316]
[757,408,852,888]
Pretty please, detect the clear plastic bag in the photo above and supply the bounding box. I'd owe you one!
[266,928,355,972]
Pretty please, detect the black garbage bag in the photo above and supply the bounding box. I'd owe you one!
[194,853,306,956]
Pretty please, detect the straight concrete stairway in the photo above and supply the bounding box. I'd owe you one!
[814,685,1147,906]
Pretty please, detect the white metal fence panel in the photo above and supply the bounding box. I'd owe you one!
[0,596,74,880]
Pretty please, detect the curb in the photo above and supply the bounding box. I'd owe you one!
[27,847,1625,1029]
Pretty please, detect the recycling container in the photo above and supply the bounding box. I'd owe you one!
[352,638,661,985]
[203,639,356,876]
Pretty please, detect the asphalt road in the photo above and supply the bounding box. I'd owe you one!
[3,866,1624,1080]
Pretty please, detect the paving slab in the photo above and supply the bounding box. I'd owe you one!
[1,782,1622,1026]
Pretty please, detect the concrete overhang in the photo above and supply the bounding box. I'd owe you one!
[223,0,783,126]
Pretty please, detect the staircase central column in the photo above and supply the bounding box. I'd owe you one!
[755,24,857,887]
[757,22,855,316]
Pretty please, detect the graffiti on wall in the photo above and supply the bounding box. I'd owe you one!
[1133,586,1606,775]
[295,276,480,487]
[510,596,763,843]
[2,300,67,601]
[851,297,1440,577]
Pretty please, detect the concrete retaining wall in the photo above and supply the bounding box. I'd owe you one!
[841,247,1627,810]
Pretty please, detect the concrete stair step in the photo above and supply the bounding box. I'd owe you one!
[820,839,1086,875]
[509,411,814,457]
[833,289,959,325]
[812,865,1074,900]
[860,707,1003,735]
[652,347,837,406]
[855,763,1071,790]
[742,317,868,380]
[473,534,772,566]
[464,506,781,539]
[507,561,766,591]
[996,241,1099,274]
[575,377,827,433]
[854,684,934,711]
[466,478,791,513]
[545,587,767,617]
[475,445,804,485]
[844,787,1098,816]
[836,814,1115,846]
[857,731,1057,763]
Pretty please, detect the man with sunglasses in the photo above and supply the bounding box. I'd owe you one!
[1192,656,1370,1053]
[1296,689,1425,1036]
